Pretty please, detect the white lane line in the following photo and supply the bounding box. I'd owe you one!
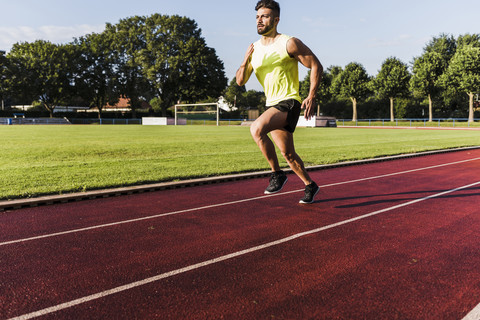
[9,180,480,320]
[2,156,480,247]
[463,303,480,320]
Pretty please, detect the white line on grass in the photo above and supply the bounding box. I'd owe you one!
[8,180,480,320]
[2,156,480,247]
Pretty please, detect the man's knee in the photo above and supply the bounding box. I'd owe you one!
[250,121,264,141]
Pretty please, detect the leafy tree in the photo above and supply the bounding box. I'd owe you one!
[0,51,8,110]
[300,66,338,116]
[373,57,411,121]
[424,33,456,65]
[224,78,247,110]
[149,97,163,114]
[442,45,480,122]
[327,65,344,79]
[456,33,480,49]
[112,14,227,116]
[224,78,265,117]
[7,40,72,117]
[332,62,370,121]
[105,16,151,118]
[73,32,120,118]
[243,90,266,114]
[410,52,445,121]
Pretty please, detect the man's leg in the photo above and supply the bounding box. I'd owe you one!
[250,108,291,194]
[270,129,312,186]
[271,129,320,203]
[250,107,289,172]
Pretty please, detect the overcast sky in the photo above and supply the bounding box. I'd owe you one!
[0,0,478,91]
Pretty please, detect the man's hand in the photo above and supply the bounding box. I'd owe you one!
[243,43,254,65]
[236,44,254,86]
[301,96,317,120]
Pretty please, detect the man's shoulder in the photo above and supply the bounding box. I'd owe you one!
[286,37,307,54]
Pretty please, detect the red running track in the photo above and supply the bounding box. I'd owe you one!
[2,148,480,319]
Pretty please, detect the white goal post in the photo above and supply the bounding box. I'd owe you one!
[174,103,220,126]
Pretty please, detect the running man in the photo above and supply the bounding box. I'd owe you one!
[236,0,323,204]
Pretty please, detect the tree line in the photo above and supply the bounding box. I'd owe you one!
[0,14,227,118]
[305,33,480,122]
[0,15,478,122]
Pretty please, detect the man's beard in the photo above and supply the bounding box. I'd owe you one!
[257,23,274,35]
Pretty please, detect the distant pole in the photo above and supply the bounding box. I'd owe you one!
[175,105,178,126]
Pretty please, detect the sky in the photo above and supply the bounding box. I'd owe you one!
[0,0,479,91]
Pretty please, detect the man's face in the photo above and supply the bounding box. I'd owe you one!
[256,8,278,35]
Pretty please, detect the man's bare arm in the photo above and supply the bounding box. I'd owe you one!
[236,43,255,86]
[287,38,323,119]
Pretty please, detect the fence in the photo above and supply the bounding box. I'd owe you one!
[0,117,71,125]
[68,118,142,125]
[336,118,480,128]
[0,117,245,126]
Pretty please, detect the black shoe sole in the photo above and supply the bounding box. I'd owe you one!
[264,177,288,194]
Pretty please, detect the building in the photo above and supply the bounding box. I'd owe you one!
[86,97,152,113]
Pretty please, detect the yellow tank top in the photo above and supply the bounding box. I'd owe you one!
[251,34,301,106]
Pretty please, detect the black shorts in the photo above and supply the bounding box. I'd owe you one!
[268,99,302,133]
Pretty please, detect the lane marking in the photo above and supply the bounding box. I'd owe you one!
[463,303,480,320]
[2,156,480,247]
[9,180,480,320]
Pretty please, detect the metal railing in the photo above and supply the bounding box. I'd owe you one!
[0,117,71,125]
[68,118,142,125]
[336,118,480,128]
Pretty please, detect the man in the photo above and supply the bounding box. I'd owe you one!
[236,0,323,204]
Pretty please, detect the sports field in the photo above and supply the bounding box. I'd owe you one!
[0,125,479,200]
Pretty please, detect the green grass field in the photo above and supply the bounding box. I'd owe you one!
[0,125,479,200]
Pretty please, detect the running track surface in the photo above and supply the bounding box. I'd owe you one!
[2,149,480,320]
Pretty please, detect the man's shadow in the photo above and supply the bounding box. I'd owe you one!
[314,186,480,208]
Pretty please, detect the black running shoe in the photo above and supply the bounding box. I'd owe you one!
[299,182,320,204]
[264,171,288,194]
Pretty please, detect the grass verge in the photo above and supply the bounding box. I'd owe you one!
[0,125,478,200]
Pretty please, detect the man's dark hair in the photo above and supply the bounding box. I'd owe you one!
[255,0,280,17]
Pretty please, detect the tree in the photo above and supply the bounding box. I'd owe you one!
[300,66,337,116]
[423,33,480,118]
[224,78,265,118]
[410,52,445,121]
[0,51,8,110]
[373,57,411,122]
[73,32,120,119]
[224,77,247,110]
[424,33,456,65]
[243,90,266,114]
[456,34,480,49]
[112,14,227,116]
[332,62,370,121]
[8,40,72,117]
[442,45,480,123]
[105,16,151,118]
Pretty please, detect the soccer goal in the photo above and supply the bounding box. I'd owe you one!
[174,103,220,126]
